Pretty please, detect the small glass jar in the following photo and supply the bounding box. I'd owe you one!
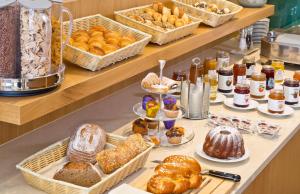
[216,50,230,69]
[294,71,300,81]
[271,59,285,83]
[261,65,275,90]
[234,84,250,107]
[283,79,299,105]
[209,74,218,101]
[172,70,186,95]
[250,73,266,99]
[233,64,246,85]
[204,57,217,76]
[244,57,255,78]
[218,68,233,93]
[268,89,285,114]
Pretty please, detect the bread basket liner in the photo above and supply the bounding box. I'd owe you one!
[16,133,154,194]
[114,4,202,45]
[63,14,152,71]
[172,0,243,27]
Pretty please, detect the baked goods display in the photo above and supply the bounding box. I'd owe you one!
[67,123,107,164]
[193,1,231,14]
[53,162,102,187]
[203,126,245,159]
[141,72,178,93]
[147,155,202,193]
[70,26,136,56]
[125,2,192,32]
[96,134,148,174]
[166,127,185,144]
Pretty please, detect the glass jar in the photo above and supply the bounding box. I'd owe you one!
[271,59,285,83]
[0,0,19,78]
[218,67,233,93]
[261,65,275,90]
[216,50,230,69]
[294,71,300,81]
[234,84,250,107]
[204,57,217,76]
[233,63,246,85]
[50,0,73,68]
[268,89,285,114]
[19,0,52,79]
[172,70,186,95]
[250,73,266,99]
[283,79,299,105]
[209,74,218,101]
[243,57,255,78]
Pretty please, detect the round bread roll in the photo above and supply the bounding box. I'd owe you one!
[72,42,89,52]
[102,44,118,55]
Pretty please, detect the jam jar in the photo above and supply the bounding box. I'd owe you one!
[204,57,217,76]
[283,79,299,105]
[233,64,246,85]
[250,73,266,99]
[271,60,285,83]
[268,89,285,114]
[233,84,250,107]
[218,68,233,93]
[261,65,275,90]
[244,57,255,78]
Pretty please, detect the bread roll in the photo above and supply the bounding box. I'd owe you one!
[102,44,118,55]
[105,37,120,46]
[89,40,105,49]
[90,25,108,33]
[72,42,89,52]
[153,12,162,22]
[89,47,104,56]
[72,30,89,39]
[163,155,201,173]
[90,30,104,37]
[167,15,177,25]
[175,19,184,27]
[88,35,105,45]
[74,35,89,43]
[104,31,121,40]
[172,6,184,18]
[53,162,101,187]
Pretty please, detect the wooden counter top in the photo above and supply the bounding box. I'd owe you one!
[0,5,274,125]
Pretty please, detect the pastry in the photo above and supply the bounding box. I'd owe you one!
[166,127,184,144]
[145,7,156,16]
[145,119,159,130]
[96,134,148,174]
[208,4,219,13]
[72,42,89,52]
[163,95,177,110]
[89,46,105,56]
[89,30,104,37]
[163,105,179,118]
[105,37,120,46]
[88,35,105,44]
[153,12,162,22]
[104,31,121,40]
[142,95,156,110]
[203,126,245,159]
[141,72,160,89]
[67,123,106,164]
[167,15,177,25]
[72,30,89,39]
[146,101,160,118]
[118,35,136,47]
[102,44,118,55]
[132,118,148,135]
[162,7,171,16]
[89,40,105,49]
[53,162,101,187]
[163,120,175,129]
[175,19,184,28]
[171,6,184,18]
[149,136,161,146]
[90,25,108,33]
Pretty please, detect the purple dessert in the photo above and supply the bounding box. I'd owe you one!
[163,120,176,129]
[163,95,177,110]
[142,95,155,110]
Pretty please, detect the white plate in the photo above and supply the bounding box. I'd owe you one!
[218,90,234,97]
[224,98,259,110]
[288,100,300,109]
[257,104,295,117]
[210,93,226,104]
[195,145,250,163]
[251,91,269,102]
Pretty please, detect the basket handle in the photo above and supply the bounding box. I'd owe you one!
[62,7,73,48]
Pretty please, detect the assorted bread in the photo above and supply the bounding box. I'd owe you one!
[70,25,137,56]
[147,155,202,193]
[141,72,178,93]
[193,1,232,14]
[126,2,192,31]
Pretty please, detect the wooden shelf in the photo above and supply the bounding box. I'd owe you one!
[0,5,274,125]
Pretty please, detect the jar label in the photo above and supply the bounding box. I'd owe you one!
[284,86,299,103]
[250,80,266,96]
[275,70,284,82]
[234,93,250,106]
[217,58,230,69]
[237,75,246,84]
[218,75,233,91]
[247,65,255,76]
[268,99,285,112]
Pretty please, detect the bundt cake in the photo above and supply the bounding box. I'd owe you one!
[203,126,245,159]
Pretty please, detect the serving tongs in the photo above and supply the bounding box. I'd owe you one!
[152,160,241,182]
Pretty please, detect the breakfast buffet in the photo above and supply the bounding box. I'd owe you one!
[0,0,299,193]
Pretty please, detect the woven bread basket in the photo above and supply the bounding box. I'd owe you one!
[63,14,151,71]
[114,5,201,45]
[16,133,154,194]
[172,0,243,27]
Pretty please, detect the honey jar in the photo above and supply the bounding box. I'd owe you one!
[271,60,285,83]
[233,64,246,85]
[233,84,250,108]
[283,79,299,105]
[250,73,266,99]
[218,68,233,93]
[268,89,285,114]
[261,65,275,90]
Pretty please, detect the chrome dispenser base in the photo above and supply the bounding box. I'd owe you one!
[0,64,65,97]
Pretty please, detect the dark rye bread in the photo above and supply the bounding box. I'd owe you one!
[53,162,101,187]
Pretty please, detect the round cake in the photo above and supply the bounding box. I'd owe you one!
[203,126,245,159]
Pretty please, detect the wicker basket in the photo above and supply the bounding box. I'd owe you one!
[16,133,154,194]
[63,14,151,71]
[114,5,201,45]
[172,0,243,27]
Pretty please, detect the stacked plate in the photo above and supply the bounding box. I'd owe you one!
[252,18,270,44]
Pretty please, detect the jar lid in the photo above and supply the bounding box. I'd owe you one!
[0,0,16,8]
[19,0,52,9]
[235,83,250,89]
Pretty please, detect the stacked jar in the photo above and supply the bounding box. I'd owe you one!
[283,79,299,105]
[218,68,233,93]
